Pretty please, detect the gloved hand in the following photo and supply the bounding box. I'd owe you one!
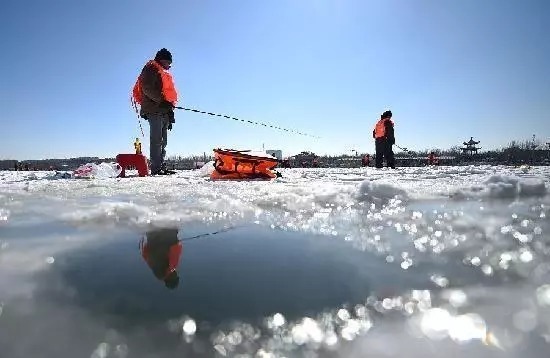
[168,122,173,131]
[168,110,175,125]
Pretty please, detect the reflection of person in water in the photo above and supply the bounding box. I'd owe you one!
[139,228,182,289]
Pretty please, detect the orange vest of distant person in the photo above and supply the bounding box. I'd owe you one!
[428,153,439,164]
[373,118,394,139]
[132,60,178,105]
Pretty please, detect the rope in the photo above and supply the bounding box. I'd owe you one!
[174,106,320,139]
[130,96,145,138]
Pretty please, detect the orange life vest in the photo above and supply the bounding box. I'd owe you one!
[132,60,178,106]
[374,118,393,139]
[140,241,182,280]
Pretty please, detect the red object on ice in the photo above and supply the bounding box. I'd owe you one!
[116,153,149,177]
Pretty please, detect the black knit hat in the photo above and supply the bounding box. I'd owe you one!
[381,110,392,119]
[155,48,172,62]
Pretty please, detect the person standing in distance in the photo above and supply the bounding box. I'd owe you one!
[132,48,178,175]
[372,110,396,169]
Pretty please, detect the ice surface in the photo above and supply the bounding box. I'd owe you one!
[1,165,547,231]
[1,165,549,357]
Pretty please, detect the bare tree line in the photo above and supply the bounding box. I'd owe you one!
[2,138,549,171]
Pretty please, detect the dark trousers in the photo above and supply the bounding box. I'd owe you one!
[375,139,395,168]
[147,114,170,173]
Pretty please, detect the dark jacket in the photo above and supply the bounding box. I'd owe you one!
[373,119,395,144]
[139,62,175,121]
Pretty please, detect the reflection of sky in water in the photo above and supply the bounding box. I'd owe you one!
[0,165,549,357]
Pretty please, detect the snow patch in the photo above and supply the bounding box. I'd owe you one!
[356,180,408,203]
[59,201,204,228]
[197,161,215,176]
[453,175,547,199]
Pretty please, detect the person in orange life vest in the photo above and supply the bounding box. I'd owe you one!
[428,152,439,165]
[139,228,183,289]
[372,110,395,169]
[133,48,178,175]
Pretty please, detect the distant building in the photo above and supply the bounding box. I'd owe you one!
[266,149,282,160]
[461,137,481,155]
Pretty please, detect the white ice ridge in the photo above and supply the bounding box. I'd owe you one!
[0,166,548,233]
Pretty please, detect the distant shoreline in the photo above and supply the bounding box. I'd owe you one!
[2,144,549,170]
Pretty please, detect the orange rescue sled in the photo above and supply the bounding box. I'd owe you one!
[211,149,278,180]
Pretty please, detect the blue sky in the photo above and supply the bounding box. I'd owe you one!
[0,0,548,160]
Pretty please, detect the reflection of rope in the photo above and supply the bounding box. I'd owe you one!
[179,225,239,242]
[174,106,320,139]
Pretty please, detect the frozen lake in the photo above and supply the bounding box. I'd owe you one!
[0,165,549,357]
